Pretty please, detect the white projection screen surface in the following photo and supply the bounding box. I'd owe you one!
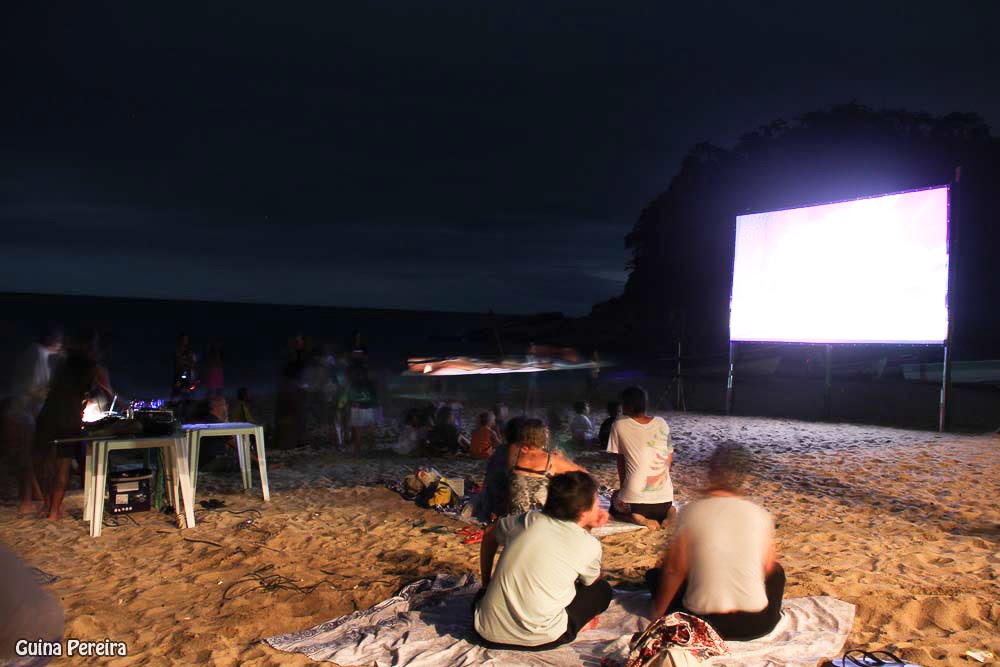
[730,186,949,344]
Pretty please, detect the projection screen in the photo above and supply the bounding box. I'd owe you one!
[730,186,949,344]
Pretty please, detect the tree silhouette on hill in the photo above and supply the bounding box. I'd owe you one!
[592,102,1000,359]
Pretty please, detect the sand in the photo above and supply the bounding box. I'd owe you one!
[1,412,998,666]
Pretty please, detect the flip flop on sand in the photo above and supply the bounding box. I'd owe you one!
[832,650,925,667]
[462,529,484,545]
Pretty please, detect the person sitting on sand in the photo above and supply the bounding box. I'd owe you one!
[646,443,785,641]
[597,401,619,450]
[425,405,461,456]
[606,385,674,530]
[474,471,613,650]
[481,416,525,520]
[506,419,586,514]
[569,401,594,447]
[392,408,427,455]
[232,387,256,424]
[198,395,240,471]
[470,411,502,460]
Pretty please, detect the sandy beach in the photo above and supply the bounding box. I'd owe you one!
[2,412,998,666]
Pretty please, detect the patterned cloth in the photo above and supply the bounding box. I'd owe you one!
[603,612,729,667]
[508,473,549,514]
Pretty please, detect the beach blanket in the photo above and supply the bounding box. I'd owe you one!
[265,574,854,667]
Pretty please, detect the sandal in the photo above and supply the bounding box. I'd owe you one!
[462,529,484,545]
[832,650,924,667]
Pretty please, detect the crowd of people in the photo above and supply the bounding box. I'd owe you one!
[451,384,785,651]
[3,325,784,653]
[1,325,390,518]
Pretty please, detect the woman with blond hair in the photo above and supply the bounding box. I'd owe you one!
[506,418,586,515]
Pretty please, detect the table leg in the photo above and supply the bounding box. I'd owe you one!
[234,433,244,488]
[91,442,109,538]
[172,438,197,529]
[189,432,200,495]
[83,441,94,522]
[238,434,251,490]
[255,427,270,502]
[163,446,177,511]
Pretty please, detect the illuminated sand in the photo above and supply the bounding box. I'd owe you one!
[1,414,997,666]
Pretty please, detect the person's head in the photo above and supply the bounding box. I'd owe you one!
[705,442,752,494]
[543,471,599,523]
[606,402,620,418]
[493,403,508,422]
[37,323,64,353]
[71,328,102,362]
[436,405,454,426]
[620,386,647,417]
[478,411,494,427]
[177,332,190,349]
[573,401,588,415]
[504,415,526,445]
[237,387,250,402]
[520,418,549,450]
[208,395,227,420]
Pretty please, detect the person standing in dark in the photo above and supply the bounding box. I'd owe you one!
[3,325,63,515]
[275,334,310,449]
[171,333,197,420]
[348,364,380,455]
[33,331,111,521]
[349,329,368,366]
[203,342,225,398]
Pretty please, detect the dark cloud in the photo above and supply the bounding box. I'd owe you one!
[2,1,998,314]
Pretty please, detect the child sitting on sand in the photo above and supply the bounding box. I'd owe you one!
[569,401,594,447]
[470,412,502,459]
[392,409,427,455]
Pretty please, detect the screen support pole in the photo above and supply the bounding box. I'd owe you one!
[823,344,833,421]
[939,168,959,432]
[938,342,951,432]
[725,341,735,415]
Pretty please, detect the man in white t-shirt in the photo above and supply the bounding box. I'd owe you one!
[647,443,785,641]
[474,471,613,650]
[606,385,674,530]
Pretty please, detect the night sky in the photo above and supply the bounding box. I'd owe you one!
[3,2,998,316]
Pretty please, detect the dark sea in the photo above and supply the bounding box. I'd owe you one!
[0,293,505,401]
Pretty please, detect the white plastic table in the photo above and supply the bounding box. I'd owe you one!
[182,422,270,501]
[81,435,196,538]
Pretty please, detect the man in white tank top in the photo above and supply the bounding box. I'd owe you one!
[647,443,786,641]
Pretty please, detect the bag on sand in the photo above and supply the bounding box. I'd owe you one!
[601,612,727,667]
[415,480,454,508]
[402,474,425,499]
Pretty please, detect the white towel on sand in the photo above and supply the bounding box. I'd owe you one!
[265,574,854,667]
